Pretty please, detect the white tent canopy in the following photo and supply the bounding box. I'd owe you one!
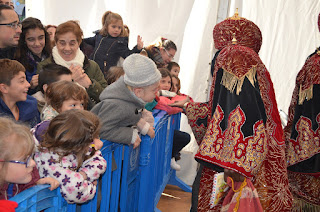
[26,0,320,184]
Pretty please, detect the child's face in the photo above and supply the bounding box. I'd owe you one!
[3,71,30,102]
[107,20,122,38]
[59,99,84,112]
[171,77,180,94]
[159,76,171,91]
[25,27,45,58]
[2,136,36,185]
[170,66,180,77]
[136,81,159,102]
[3,155,36,184]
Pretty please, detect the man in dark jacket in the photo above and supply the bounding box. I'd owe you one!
[0,4,21,59]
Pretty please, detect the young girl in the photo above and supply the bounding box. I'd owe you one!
[0,117,58,200]
[34,110,107,203]
[84,11,143,74]
[155,68,188,114]
[15,17,51,95]
[171,75,181,94]
[41,80,88,121]
[33,81,103,150]
[153,68,191,170]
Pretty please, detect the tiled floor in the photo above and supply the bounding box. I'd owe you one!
[157,185,192,212]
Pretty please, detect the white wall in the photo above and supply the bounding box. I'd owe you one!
[240,0,320,112]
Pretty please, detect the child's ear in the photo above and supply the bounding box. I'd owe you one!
[0,83,9,94]
[43,84,48,93]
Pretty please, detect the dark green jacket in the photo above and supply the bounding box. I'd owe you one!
[37,56,107,104]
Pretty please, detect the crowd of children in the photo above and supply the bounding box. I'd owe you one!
[0,4,190,206]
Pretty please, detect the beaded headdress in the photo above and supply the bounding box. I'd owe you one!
[213,9,262,53]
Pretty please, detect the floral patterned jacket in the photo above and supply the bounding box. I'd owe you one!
[34,149,106,203]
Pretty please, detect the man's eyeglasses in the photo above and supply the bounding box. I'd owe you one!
[164,48,174,59]
[0,154,34,168]
[0,22,22,29]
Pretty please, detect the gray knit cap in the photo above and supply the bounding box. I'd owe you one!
[123,54,161,87]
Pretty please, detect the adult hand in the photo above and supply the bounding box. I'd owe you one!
[30,74,39,89]
[133,136,141,149]
[69,64,92,88]
[137,35,144,50]
[168,96,191,108]
[224,168,245,182]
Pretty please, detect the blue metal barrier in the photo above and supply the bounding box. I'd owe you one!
[11,111,191,212]
[136,111,192,212]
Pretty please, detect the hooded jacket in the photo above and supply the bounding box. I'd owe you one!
[91,76,145,144]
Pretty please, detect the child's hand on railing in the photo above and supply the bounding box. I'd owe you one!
[133,136,141,149]
[147,127,155,138]
[93,138,103,150]
[37,177,60,191]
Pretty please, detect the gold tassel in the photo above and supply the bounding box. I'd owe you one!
[221,66,257,95]
[298,84,313,105]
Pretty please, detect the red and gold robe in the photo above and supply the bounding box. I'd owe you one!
[185,45,293,211]
[284,48,320,211]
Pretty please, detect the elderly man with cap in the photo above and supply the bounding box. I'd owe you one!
[91,53,161,149]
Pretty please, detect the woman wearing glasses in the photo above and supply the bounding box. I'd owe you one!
[144,37,177,68]
[0,117,58,200]
[15,17,51,95]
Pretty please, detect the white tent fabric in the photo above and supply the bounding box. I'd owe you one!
[25,0,320,185]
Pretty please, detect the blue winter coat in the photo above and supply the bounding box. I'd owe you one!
[0,95,40,127]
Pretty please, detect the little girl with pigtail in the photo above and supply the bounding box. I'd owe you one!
[34,109,106,203]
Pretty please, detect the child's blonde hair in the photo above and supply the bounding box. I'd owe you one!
[39,110,100,170]
[45,81,89,112]
[0,117,34,185]
[100,11,125,37]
